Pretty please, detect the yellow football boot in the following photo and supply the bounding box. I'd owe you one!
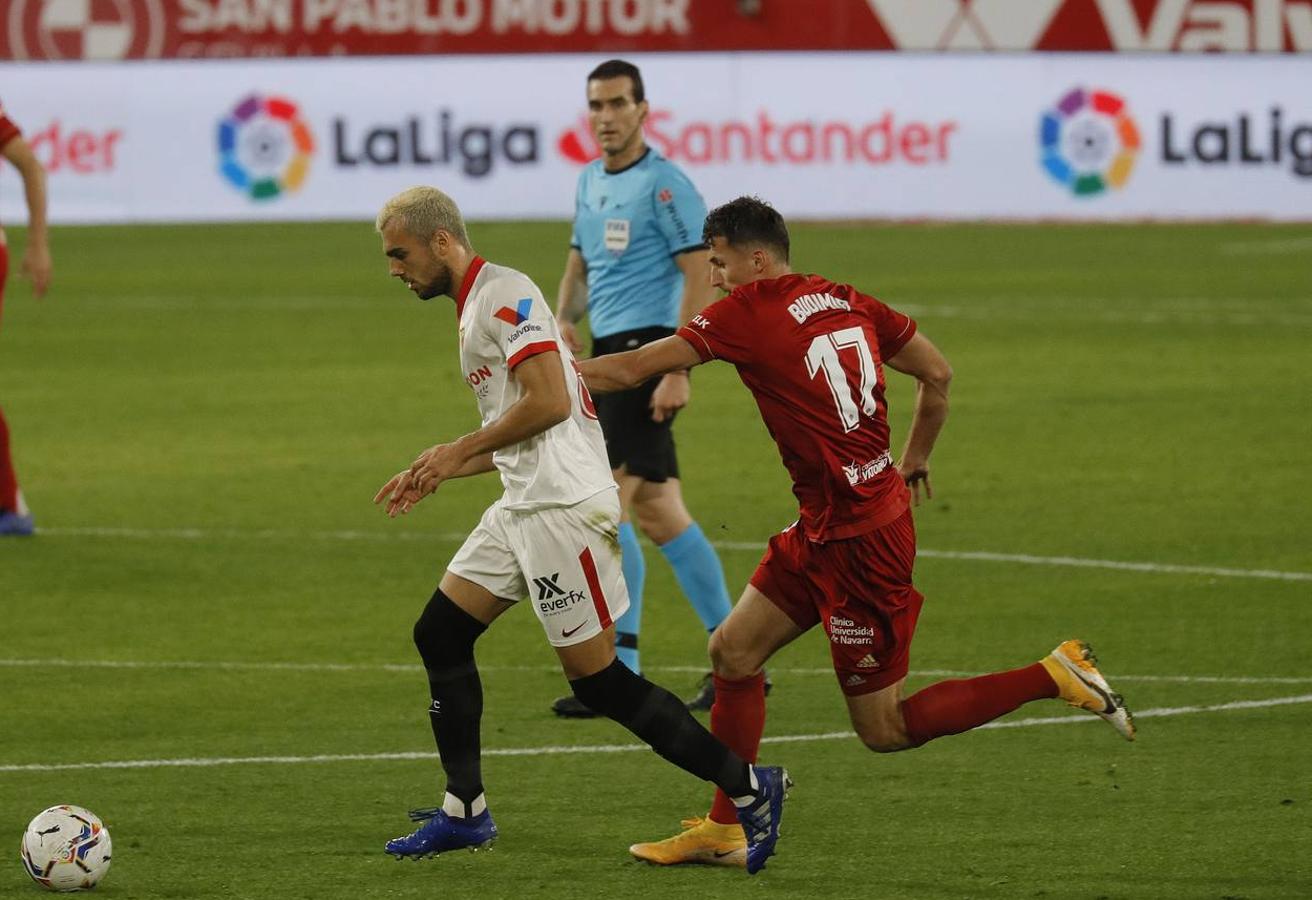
[629,817,747,867]
[1042,639,1136,741]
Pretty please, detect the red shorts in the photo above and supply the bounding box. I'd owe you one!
[750,510,923,696]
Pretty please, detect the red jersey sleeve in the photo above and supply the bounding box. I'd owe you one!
[0,100,22,150]
[865,293,917,361]
[675,290,755,365]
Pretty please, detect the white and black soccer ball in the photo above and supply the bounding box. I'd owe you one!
[19,805,112,892]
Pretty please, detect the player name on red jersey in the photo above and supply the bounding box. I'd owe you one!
[788,292,852,324]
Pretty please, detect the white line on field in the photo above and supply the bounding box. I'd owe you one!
[911,548,1312,583]
[35,526,1312,583]
[897,303,1312,328]
[1,693,1308,774]
[76,293,1312,326]
[1220,236,1312,255]
[3,658,1311,687]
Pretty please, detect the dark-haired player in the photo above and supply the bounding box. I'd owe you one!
[0,98,52,536]
[578,195,1135,867]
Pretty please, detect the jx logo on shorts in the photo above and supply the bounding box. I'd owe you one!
[533,573,588,612]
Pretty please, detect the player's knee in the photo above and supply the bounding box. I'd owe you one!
[412,588,485,672]
[859,733,908,754]
[631,505,661,540]
[570,658,646,719]
[631,490,691,543]
[854,715,912,754]
[708,628,760,680]
[632,505,682,545]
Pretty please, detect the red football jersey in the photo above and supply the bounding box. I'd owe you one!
[0,100,21,231]
[677,273,917,542]
[0,100,21,150]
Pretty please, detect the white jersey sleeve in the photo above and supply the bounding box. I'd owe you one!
[458,260,615,511]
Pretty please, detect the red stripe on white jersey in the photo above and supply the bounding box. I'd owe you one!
[578,546,612,630]
[507,340,558,370]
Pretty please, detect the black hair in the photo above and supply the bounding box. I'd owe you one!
[586,59,645,104]
[702,196,790,262]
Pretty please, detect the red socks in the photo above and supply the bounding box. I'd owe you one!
[703,663,1057,823]
[0,408,18,512]
[707,672,766,825]
[901,662,1058,748]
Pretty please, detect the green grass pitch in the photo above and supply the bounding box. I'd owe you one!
[1,220,1310,899]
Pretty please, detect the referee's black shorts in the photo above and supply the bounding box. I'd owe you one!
[591,325,680,483]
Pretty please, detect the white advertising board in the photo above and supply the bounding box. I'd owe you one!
[1,53,1309,223]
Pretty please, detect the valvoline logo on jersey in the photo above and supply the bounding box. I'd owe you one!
[558,109,958,167]
[217,94,315,202]
[493,298,533,326]
[1040,87,1141,197]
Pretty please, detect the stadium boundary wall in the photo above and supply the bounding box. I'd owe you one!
[1,53,1309,223]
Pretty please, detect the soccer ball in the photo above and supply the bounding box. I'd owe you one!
[19,805,112,892]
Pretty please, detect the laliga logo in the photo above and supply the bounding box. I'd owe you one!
[217,94,316,202]
[5,0,165,60]
[1040,87,1141,197]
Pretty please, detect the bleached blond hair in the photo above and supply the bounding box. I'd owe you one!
[375,185,470,246]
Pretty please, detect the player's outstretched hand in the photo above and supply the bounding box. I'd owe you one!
[374,469,424,518]
[21,242,51,298]
[408,442,470,501]
[898,462,932,506]
[649,371,689,422]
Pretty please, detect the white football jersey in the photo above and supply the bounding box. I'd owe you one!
[456,258,614,511]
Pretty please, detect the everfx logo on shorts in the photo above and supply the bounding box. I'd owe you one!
[533,573,588,613]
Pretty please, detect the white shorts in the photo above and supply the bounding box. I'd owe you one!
[447,489,631,647]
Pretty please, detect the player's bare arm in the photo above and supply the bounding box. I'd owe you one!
[578,334,703,395]
[376,351,573,516]
[1,135,51,298]
[649,250,716,423]
[885,332,953,505]
[554,248,589,354]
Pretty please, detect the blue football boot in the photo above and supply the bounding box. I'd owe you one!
[0,510,34,536]
[735,765,792,874]
[385,807,497,859]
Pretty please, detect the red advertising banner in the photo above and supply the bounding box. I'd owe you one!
[3,0,1309,61]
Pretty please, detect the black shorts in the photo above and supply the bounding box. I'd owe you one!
[592,326,680,482]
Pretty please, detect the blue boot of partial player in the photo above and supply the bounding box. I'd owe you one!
[735,765,792,874]
[384,808,497,858]
[0,509,34,536]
